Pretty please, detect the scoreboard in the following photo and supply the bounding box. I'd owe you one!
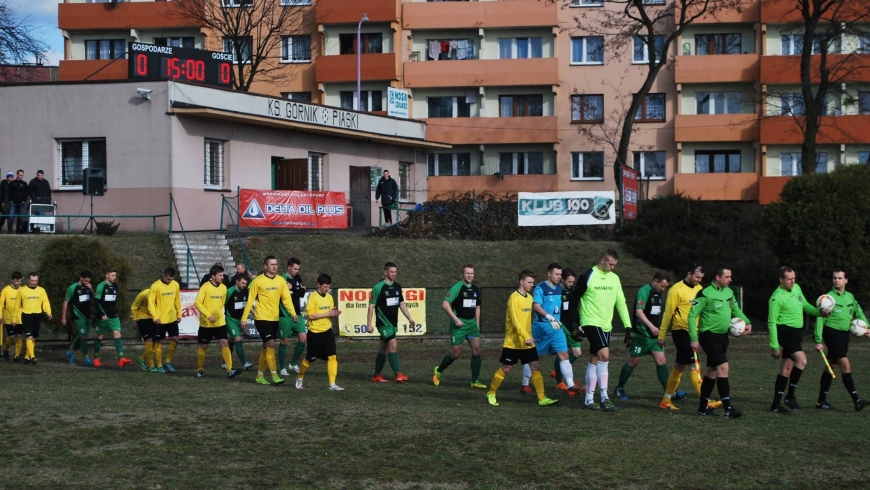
[128,42,234,87]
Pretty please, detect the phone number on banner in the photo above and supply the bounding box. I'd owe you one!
[338,288,427,337]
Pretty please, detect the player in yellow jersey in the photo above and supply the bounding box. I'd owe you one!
[295,274,343,391]
[149,268,182,374]
[194,265,243,379]
[241,255,297,385]
[16,272,51,365]
[486,270,558,407]
[131,288,155,371]
[1,272,23,362]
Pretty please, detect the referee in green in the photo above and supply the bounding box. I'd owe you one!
[767,266,825,413]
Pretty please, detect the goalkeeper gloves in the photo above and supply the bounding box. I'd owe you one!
[545,314,560,330]
[570,325,585,342]
[623,329,633,347]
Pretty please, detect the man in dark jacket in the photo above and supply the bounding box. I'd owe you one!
[8,169,29,234]
[28,170,52,205]
[375,170,399,225]
[0,171,12,230]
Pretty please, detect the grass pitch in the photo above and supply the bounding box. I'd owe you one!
[4,337,870,489]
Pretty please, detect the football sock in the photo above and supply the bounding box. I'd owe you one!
[166,341,178,363]
[787,367,803,397]
[228,341,235,355]
[257,348,267,376]
[559,359,575,387]
[26,338,35,358]
[68,333,81,352]
[93,338,102,358]
[221,346,232,372]
[153,343,164,367]
[585,362,598,404]
[299,359,311,379]
[2,336,11,350]
[843,373,860,402]
[79,337,89,357]
[698,376,716,412]
[278,343,287,369]
[773,374,788,407]
[374,352,386,375]
[266,347,277,374]
[235,341,247,365]
[597,360,610,400]
[291,341,306,366]
[388,353,400,375]
[554,357,563,383]
[114,338,124,358]
[690,367,703,396]
[717,377,732,409]
[617,362,634,389]
[470,355,482,381]
[197,348,206,371]
[531,371,546,401]
[437,353,454,373]
[488,369,505,395]
[14,337,23,358]
[521,364,531,386]
[656,364,669,390]
[146,342,156,368]
[327,356,338,385]
[663,368,683,402]
[818,371,833,403]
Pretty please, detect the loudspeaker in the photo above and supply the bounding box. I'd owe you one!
[82,168,105,196]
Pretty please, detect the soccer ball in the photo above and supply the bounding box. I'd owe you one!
[728,318,746,337]
[817,294,835,314]
[850,319,868,337]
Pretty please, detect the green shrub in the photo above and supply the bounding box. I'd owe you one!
[95,220,120,236]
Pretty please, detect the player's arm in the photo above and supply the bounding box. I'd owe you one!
[13,290,22,326]
[768,296,780,352]
[41,289,52,319]
[240,280,257,324]
[687,293,704,345]
[174,284,182,321]
[399,289,415,326]
[508,297,533,345]
[94,282,108,320]
[280,286,298,321]
[194,288,213,323]
[475,301,481,330]
[813,314,825,351]
[633,286,657,335]
[442,283,463,327]
[615,286,631,331]
[855,301,869,324]
[367,283,381,333]
[658,287,677,342]
[801,296,822,317]
[61,283,74,326]
[730,294,751,334]
[148,287,161,324]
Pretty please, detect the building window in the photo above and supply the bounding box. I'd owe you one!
[427,97,471,118]
[696,92,743,114]
[223,36,252,64]
[399,162,412,201]
[781,34,832,55]
[859,151,870,164]
[425,39,474,60]
[281,0,312,5]
[859,92,870,114]
[571,152,604,180]
[281,35,311,62]
[860,35,870,54]
[84,40,125,60]
[498,37,543,59]
[695,34,741,55]
[634,93,666,121]
[308,152,323,191]
[154,37,195,49]
[204,139,224,188]
[570,0,604,6]
[499,95,543,117]
[340,91,383,111]
[695,150,741,173]
[282,91,312,102]
[779,93,807,116]
[570,37,604,64]
[633,151,666,180]
[499,152,544,175]
[58,139,106,188]
[222,0,253,6]
[339,33,383,55]
[633,35,665,63]
[428,153,472,176]
[780,152,827,176]
[643,0,666,4]
[571,94,604,123]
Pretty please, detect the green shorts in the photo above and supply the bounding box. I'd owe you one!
[449,318,481,346]
[96,317,122,335]
[377,325,397,342]
[561,324,583,349]
[278,315,307,339]
[628,334,664,357]
[73,315,90,337]
[226,317,244,339]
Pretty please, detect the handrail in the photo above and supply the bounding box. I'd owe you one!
[0,213,170,233]
[168,193,199,286]
[220,189,257,271]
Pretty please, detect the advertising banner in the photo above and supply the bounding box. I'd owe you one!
[240,189,347,229]
[337,288,427,337]
[387,87,409,119]
[517,191,616,226]
[178,290,200,337]
[622,166,639,221]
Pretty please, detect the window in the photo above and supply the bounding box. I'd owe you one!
[571,94,604,122]
[859,152,870,164]
[499,95,544,117]
[633,35,665,63]
[779,93,806,116]
[154,37,195,49]
[571,152,604,180]
[222,0,252,6]
[428,153,472,176]
[84,40,125,60]
[339,91,383,111]
[643,0,666,3]
[570,0,604,6]
[695,150,741,173]
[339,33,383,55]
[223,36,252,64]
[204,139,224,188]
[425,38,474,60]
[859,92,870,114]
[634,93,666,121]
[633,151,666,180]
[58,139,106,188]
[695,34,741,55]
[399,162,412,201]
[571,37,604,64]
[781,34,832,55]
[499,152,544,175]
[282,91,312,102]
[85,0,126,3]
[860,35,870,54]
[308,153,323,191]
[779,152,827,175]
[498,38,543,59]
[696,92,743,114]
[427,97,471,118]
[281,35,311,62]
[281,0,312,5]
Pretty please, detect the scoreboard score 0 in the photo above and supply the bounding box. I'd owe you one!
[128,43,234,87]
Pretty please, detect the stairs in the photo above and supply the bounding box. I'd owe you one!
[169,233,234,288]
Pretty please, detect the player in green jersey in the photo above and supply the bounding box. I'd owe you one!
[61,271,94,365]
[433,264,484,388]
[279,258,307,376]
[94,268,131,368]
[367,262,415,383]
[224,274,254,370]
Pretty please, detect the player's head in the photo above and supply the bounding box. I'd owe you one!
[713,265,732,288]
[264,256,278,275]
[652,271,671,293]
[236,263,246,274]
[832,268,848,289]
[162,267,176,283]
[384,262,398,282]
[80,270,93,287]
[461,263,474,283]
[562,267,577,289]
[599,249,618,272]
[210,264,224,284]
[518,269,535,293]
[778,266,795,290]
[235,274,249,290]
[10,271,21,287]
[105,267,118,283]
[546,263,562,285]
[287,257,301,276]
[685,263,704,286]
[316,273,332,294]
[27,272,38,287]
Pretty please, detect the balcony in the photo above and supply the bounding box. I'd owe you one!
[58,59,128,81]
[675,114,759,142]
[760,55,870,84]
[689,0,760,24]
[315,53,397,83]
[761,0,865,23]
[424,117,557,145]
[760,115,870,144]
[759,176,792,204]
[316,0,396,25]
[404,58,558,88]
[675,54,759,84]
[427,174,559,199]
[58,2,200,30]
[403,0,557,30]
[673,172,759,200]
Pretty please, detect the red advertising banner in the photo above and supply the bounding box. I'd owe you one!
[622,167,639,221]
[240,189,348,229]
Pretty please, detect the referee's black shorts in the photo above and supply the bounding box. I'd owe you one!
[823,327,850,362]
[776,325,804,358]
[698,331,729,367]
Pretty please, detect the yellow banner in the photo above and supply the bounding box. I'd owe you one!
[338,288,427,337]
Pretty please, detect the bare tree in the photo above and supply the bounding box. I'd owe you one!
[170,0,315,91]
[0,0,49,81]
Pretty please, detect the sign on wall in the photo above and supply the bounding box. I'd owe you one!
[622,167,639,220]
[178,290,200,337]
[337,288,427,337]
[517,191,616,226]
[240,189,348,229]
[387,87,409,119]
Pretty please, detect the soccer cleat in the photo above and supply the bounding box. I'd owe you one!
[272,375,285,385]
[770,405,790,414]
[243,362,255,370]
[601,398,619,412]
[328,384,345,391]
[84,357,93,366]
[724,407,743,419]
[659,401,680,411]
[672,391,688,401]
[708,400,723,410]
[583,401,602,411]
[432,367,441,386]
[255,376,270,385]
[568,384,585,394]
[550,370,557,380]
[118,358,132,368]
[295,377,304,390]
[227,368,243,378]
[279,369,290,377]
[555,382,570,392]
[816,401,836,410]
[614,388,629,401]
[195,370,205,378]
[698,406,719,416]
[150,367,158,373]
[371,374,389,383]
[23,357,31,365]
[395,372,409,383]
[30,357,37,366]
[539,397,559,406]
[165,363,176,373]
[487,393,499,406]
[137,358,147,371]
[519,385,533,395]
[289,364,300,374]
[93,358,102,368]
[156,367,166,374]
[470,381,487,389]
[66,350,75,364]
[784,397,801,411]
[856,399,869,412]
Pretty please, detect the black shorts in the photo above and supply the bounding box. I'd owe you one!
[776,325,804,358]
[4,324,20,337]
[306,329,337,362]
[584,326,611,355]
[672,330,694,366]
[498,347,539,366]
[21,313,41,339]
[823,327,850,362]
[198,326,228,344]
[256,320,279,342]
[698,331,729,367]
[163,321,179,338]
[137,319,154,341]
